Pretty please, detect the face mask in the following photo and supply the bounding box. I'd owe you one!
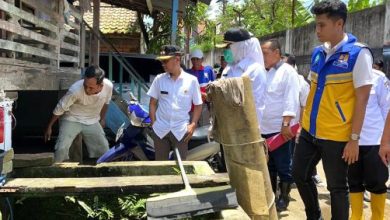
[223,49,234,64]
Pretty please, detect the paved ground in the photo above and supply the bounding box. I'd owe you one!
[278,161,390,219]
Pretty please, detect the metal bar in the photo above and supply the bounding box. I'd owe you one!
[130,78,135,94]
[112,55,149,92]
[82,20,148,90]
[108,52,113,81]
[171,0,179,45]
[137,82,141,101]
[119,63,123,95]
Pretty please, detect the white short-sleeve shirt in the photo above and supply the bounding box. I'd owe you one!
[222,57,267,130]
[262,62,300,134]
[360,69,390,145]
[147,70,203,140]
[53,78,113,125]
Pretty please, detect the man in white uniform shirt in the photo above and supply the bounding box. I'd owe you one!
[44,65,113,162]
[348,68,390,220]
[148,45,202,160]
[261,39,300,212]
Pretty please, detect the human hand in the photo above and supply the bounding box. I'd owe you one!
[100,119,106,128]
[342,140,359,165]
[281,125,294,141]
[379,141,390,165]
[44,126,52,142]
[184,123,197,142]
[201,92,207,101]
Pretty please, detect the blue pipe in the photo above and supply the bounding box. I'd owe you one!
[171,0,179,45]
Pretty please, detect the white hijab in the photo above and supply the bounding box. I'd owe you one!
[230,37,265,67]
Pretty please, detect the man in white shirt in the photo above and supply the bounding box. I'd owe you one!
[261,39,300,212]
[348,68,390,220]
[148,45,202,160]
[44,65,113,162]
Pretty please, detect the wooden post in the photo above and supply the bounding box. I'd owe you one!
[49,0,60,68]
[90,0,100,66]
[6,0,16,59]
[79,5,86,68]
[108,52,113,80]
[384,0,390,74]
[57,0,65,69]
[384,0,390,45]
[119,63,123,95]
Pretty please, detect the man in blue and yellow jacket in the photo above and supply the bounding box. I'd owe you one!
[292,1,374,220]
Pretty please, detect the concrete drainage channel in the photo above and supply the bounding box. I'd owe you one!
[1,157,250,219]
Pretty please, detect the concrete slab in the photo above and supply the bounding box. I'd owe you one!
[13,161,215,178]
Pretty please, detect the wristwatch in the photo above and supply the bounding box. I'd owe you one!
[350,133,360,141]
[282,121,290,127]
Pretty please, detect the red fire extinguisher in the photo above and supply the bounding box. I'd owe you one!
[0,107,4,144]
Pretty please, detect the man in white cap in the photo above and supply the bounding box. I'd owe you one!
[187,48,215,101]
[187,48,215,126]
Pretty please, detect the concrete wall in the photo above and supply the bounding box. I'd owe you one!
[202,4,388,76]
[258,4,387,76]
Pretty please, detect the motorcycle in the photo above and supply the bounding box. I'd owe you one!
[98,101,225,172]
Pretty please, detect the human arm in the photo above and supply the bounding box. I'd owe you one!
[44,91,76,142]
[379,111,390,165]
[342,48,373,165]
[342,85,372,164]
[146,76,160,126]
[149,97,158,126]
[44,114,61,142]
[184,80,203,142]
[185,104,202,142]
[99,104,109,127]
[281,68,300,140]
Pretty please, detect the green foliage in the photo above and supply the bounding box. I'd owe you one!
[184,2,218,53]
[143,12,180,54]
[118,195,147,219]
[218,0,313,37]
[347,0,384,12]
[65,196,114,220]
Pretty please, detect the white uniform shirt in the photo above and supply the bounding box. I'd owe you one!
[309,34,373,88]
[262,62,300,134]
[53,78,113,125]
[360,69,390,146]
[295,74,310,123]
[222,57,267,129]
[147,70,203,140]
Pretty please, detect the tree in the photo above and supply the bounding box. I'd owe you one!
[217,0,313,37]
[347,0,384,12]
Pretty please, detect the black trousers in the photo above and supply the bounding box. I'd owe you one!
[348,145,389,194]
[292,129,349,220]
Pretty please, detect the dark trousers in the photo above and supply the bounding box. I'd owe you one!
[151,131,188,160]
[263,133,293,183]
[292,129,349,220]
[348,145,389,194]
